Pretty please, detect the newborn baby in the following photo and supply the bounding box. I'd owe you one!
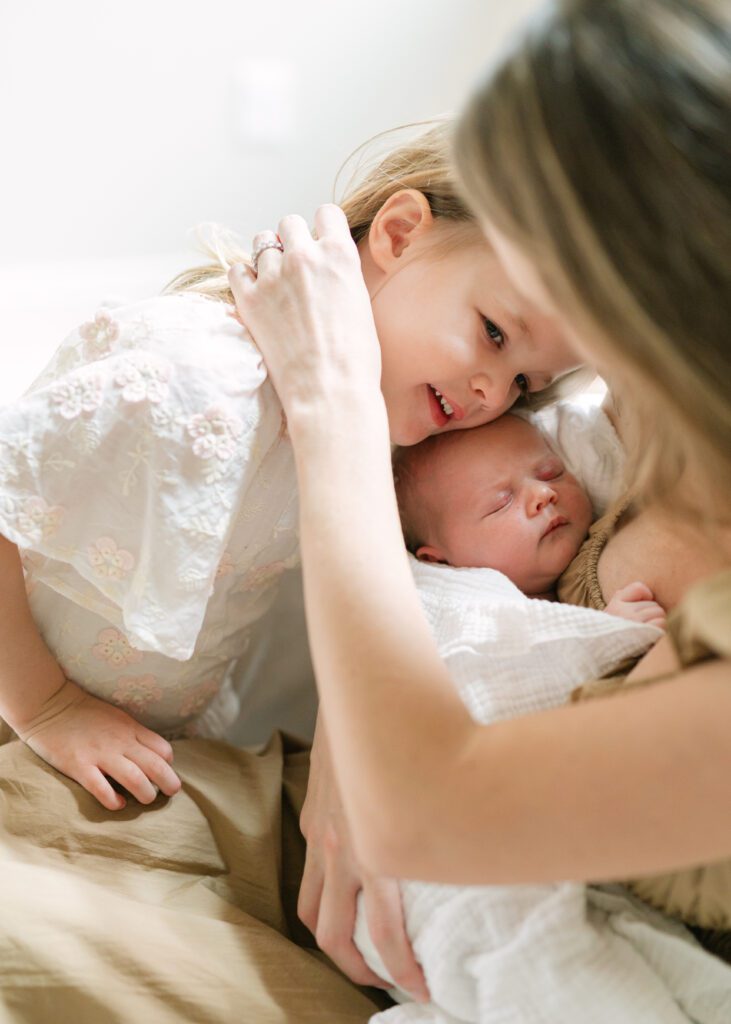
[393,412,665,628]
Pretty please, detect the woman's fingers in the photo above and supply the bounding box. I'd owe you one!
[315,846,390,989]
[297,843,326,936]
[278,213,313,248]
[251,230,283,278]
[313,203,351,242]
[362,875,430,1003]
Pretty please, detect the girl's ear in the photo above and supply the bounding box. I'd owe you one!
[367,189,434,271]
[415,544,448,565]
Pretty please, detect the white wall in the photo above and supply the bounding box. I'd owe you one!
[0,0,541,400]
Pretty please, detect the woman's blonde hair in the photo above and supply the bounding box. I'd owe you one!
[454,0,731,514]
[166,120,593,412]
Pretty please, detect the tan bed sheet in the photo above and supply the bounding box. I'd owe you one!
[0,728,388,1023]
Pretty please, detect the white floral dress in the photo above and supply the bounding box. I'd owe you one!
[0,293,299,737]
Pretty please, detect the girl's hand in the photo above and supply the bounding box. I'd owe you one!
[299,719,430,1002]
[228,205,382,435]
[605,581,667,630]
[17,678,181,810]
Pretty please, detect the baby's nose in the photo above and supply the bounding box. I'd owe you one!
[528,484,558,515]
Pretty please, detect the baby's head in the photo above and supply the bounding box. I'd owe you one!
[393,413,593,596]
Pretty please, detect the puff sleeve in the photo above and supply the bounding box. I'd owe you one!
[0,293,284,660]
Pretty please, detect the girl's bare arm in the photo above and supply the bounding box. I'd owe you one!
[0,534,68,731]
[0,534,180,808]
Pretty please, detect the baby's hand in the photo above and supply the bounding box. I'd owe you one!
[19,679,181,810]
[605,581,666,630]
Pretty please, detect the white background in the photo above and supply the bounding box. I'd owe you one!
[0,0,541,402]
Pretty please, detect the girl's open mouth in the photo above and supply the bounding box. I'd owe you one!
[427,384,453,427]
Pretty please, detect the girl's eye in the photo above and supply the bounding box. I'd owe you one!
[515,373,531,397]
[483,317,505,347]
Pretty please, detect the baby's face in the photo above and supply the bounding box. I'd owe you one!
[415,415,593,595]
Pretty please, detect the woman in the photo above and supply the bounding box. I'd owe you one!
[228,0,731,994]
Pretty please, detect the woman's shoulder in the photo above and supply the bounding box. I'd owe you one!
[669,568,731,665]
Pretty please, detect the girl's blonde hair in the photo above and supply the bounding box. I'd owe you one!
[454,0,731,514]
[166,121,594,412]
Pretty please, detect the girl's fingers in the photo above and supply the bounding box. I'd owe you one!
[131,745,182,797]
[104,756,159,805]
[78,765,126,811]
[136,728,174,764]
[313,203,350,240]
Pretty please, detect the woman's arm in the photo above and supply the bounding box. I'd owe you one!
[294,403,731,884]
[230,208,731,885]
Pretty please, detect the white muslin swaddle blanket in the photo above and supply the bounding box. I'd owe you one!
[353,561,731,1023]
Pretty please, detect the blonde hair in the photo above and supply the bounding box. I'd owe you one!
[454,0,731,514]
[165,120,593,413]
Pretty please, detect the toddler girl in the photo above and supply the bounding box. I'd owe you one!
[0,124,584,810]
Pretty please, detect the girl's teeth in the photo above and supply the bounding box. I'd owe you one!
[431,386,453,417]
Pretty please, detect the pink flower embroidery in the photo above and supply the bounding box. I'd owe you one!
[215,550,235,579]
[239,559,289,592]
[17,497,64,541]
[79,309,120,355]
[179,678,221,718]
[186,405,243,461]
[92,627,143,667]
[112,674,162,715]
[114,355,170,404]
[87,537,135,580]
[51,374,103,419]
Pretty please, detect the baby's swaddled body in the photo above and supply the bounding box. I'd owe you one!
[356,404,731,1023]
[0,293,298,736]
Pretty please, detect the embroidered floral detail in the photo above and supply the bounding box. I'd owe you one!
[238,554,298,592]
[114,354,170,404]
[87,536,135,580]
[17,497,64,541]
[186,405,244,462]
[215,550,234,579]
[92,627,144,667]
[79,309,120,355]
[50,373,103,419]
[179,678,221,718]
[112,674,162,714]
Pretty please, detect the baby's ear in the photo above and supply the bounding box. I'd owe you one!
[415,544,448,565]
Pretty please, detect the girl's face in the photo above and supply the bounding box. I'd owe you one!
[362,213,582,447]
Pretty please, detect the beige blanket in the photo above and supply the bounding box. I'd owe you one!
[0,727,388,1023]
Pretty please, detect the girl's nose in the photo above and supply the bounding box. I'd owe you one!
[469,372,513,413]
[527,483,558,516]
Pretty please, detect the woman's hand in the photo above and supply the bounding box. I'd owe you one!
[18,678,181,810]
[228,206,383,435]
[299,718,430,1003]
